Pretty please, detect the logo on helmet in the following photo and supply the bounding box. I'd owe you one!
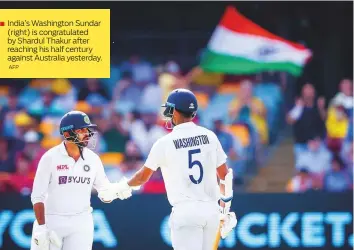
[189,103,195,109]
[61,125,74,132]
[84,115,91,125]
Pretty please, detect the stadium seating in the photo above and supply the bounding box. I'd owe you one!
[100,152,124,167]
[40,136,62,149]
[75,101,92,114]
[226,124,251,147]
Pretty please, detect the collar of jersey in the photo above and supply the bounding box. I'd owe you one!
[59,141,86,158]
[59,142,70,156]
[173,121,196,130]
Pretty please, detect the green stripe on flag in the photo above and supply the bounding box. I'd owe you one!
[200,50,303,76]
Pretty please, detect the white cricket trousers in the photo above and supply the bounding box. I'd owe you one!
[169,201,220,250]
[30,210,94,250]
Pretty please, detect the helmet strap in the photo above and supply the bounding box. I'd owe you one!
[64,130,87,160]
[78,145,85,160]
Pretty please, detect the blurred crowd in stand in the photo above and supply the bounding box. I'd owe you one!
[0,56,352,195]
[286,79,353,193]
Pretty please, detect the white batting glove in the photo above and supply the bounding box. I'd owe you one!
[220,212,237,239]
[98,177,140,203]
[33,225,49,250]
[33,225,62,250]
[49,230,62,248]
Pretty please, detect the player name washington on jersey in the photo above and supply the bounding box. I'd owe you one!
[173,135,210,149]
[144,122,228,206]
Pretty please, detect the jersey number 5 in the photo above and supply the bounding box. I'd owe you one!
[188,149,203,184]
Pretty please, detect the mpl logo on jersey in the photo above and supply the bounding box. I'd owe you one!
[57,165,69,171]
[58,176,91,185]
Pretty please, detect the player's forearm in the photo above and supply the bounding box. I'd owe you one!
[127,171,147,187]
[127,166,154,187]
[33,202,45,225]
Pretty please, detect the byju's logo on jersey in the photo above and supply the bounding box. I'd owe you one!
[58,176,68,184]
[58,176,91,185]
[57,165,69,171]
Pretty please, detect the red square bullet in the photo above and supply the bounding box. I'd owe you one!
[0,22,5,26]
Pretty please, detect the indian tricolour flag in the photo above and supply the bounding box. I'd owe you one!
[200,6,312,76]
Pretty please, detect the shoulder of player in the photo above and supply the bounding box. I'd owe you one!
[153,134,170,147]
[84,148,101,162]
[37,146,57,166]
[43,144,62,157]
[195,125,217,138]
[200,127,220,144]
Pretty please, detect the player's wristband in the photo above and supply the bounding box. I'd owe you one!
[219,179,233,203]
[220,195,233,203]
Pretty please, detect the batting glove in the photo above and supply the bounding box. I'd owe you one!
[98,177,140,203]
[33,225,62,250]
[220,212,237,239]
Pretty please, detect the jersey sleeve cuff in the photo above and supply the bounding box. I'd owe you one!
[217,160,227,168]
[31,196,45,205]
[144,164,157,171]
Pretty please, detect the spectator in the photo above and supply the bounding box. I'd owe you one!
[102,111,130,153]
[287,83,326,156]
[213,119,237,159]
[120,55,155,85]
[330,79,353,112]
[286,168,313,193]
[105,140,143,183]
[213,119,246,181]
[112,71,143,112]
[28,88,63,118]
[0,88,24,137]
[159,61,183,103]
[0,136,16,173]
[345,109,353,142]
[51,79,77,113]
[140,72,163,112]
[8,154,33,195]
[341,141,353,175]
[16,130,45,174]
[326,104,349,152]
[13,112,35,141]
[323,155,352,192]
[229,80,268,145]
[213,119,237,158]
[78,79,110,106]
[159,62,202,102]
[296,137,332,178]
[130,107,167,158]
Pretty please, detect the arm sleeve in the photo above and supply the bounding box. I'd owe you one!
[288,105,304,121]
[144,140,163,171]
[31,154,52,205]
[93,156,111,192]
[215,133,228,168]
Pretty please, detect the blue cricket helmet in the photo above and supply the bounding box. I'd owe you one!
[162,88,198,119]
[59,111,97,135]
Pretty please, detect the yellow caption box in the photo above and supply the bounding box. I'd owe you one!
[0,9,110,78]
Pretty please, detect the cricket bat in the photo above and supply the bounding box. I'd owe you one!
[212,223,222,250]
